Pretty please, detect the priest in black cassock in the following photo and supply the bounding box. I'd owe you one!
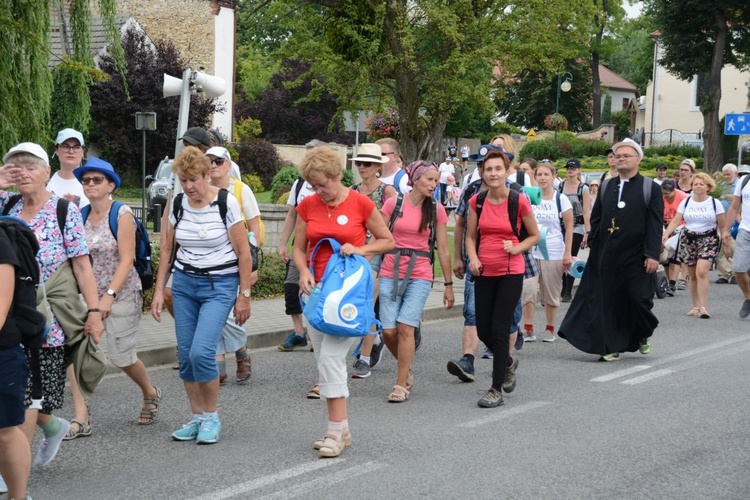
[559,138,663,361]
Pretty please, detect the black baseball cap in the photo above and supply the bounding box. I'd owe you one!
[178,127,212,147]
[656,163,667,170]
[565,158,581,169]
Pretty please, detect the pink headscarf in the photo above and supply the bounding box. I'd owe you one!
[405,160,438,187]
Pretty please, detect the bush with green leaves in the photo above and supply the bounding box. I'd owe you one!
[519,138,563,161]
[571,139,610,158]
[342,169,354,187]
[232,138,281,188]
[242,173,264,193]
[276,190,291,204]
[611,110,631,140]
[270,164,301,195]
[643,144,702,159]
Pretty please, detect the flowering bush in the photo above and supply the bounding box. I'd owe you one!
[544,113,569,131]
[365,108,400,140]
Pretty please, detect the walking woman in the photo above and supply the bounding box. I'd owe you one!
[533,161,574,341]
[558,159,591,302]
[0,143,103,466]
[465,149,539,408]
[293,147,393,458]
[677,159,695,194]
[349,143,396,379]
[75,158,162,425]
[379,160,454,402]
[663,172,726,318]
[151,146,253,444]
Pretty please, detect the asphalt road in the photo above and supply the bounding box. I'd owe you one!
[20,271,750,500]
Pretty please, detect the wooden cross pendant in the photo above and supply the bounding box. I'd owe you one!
[607,218,619,235]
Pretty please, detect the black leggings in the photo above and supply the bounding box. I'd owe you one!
[474,274,523,390]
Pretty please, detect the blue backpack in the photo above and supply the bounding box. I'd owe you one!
[302,238,377,337]
[81,202,154,290]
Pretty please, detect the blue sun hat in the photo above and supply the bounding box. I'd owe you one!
[73,157,121,189]
[468,144,515,163]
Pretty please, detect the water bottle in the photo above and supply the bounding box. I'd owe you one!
[248,231,257,247]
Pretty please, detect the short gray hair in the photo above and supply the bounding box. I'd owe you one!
[722,163,738,173]
[6,152,48,168]
[305,139,328,149]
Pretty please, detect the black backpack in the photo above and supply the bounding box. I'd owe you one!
[0,216,47,402]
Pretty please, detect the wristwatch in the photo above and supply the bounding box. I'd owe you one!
[106,289,117,298]
[241,289,251,298]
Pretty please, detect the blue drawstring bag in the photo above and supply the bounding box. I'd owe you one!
[302,238,377,337]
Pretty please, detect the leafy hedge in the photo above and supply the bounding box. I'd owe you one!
[270,164,301,195]
[242,173,264,193]
[232,138,281,188]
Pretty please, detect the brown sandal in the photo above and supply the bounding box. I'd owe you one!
[306,383,320,399]
[387,384,410,403]
[138,387,162,425]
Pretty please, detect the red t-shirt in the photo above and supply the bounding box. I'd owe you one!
[468,193,531,276]
[297,190,375,281]
[663,190,688,226]
[379,195,448,281]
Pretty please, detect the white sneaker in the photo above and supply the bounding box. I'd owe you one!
[34,418,71,467]
[524,332,537,342]
[541,331,556,342]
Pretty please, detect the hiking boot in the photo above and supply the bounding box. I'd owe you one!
[351,359,371,379]
[447,357,475,382]
[235,355,252,384]
[524,331,537,342]
[34,418,71,467]
[369,337,384,368]
[666,285,676,297]
[477,388,504,408]
[172,416,203,441]
[715,277,729,284]
[196,415,222,444]
[278,332,308,351]
[502,357,519,393]
[481,346,494,359]
[639,338,652,355]
[598,352,620,362]
[740,300,750,319]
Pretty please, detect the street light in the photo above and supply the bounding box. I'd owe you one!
[555,72,573,139]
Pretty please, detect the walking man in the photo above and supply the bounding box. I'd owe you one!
[559,138,663,360]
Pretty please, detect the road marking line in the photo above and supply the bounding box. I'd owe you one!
[457,401,550,429]
[591,365,652,382]
[621,369,675,385]
[194,460,341,500]
[653,337,749,366]
[257,461,385,499]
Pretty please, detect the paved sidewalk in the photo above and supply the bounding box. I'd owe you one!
[111,280,466,372]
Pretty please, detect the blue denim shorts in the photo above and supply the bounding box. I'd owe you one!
[0,347,28,428]
[378,277,432,329]
[463,268,476,326]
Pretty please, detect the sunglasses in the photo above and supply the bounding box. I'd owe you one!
[355,161,376,167]
[81,176,106,185]
[210,158,226,165]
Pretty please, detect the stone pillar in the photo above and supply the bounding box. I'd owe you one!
[258,203,291,251]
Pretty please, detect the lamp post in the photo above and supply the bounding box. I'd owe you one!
[555,72,573,139]
[135,112,156,223]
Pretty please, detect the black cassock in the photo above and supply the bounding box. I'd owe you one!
[559,173,663,355]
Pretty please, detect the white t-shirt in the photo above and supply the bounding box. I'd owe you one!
[460,145,470,158]
[654,178,664,186]
[734,177,750,231]
[379,169,411,194]
[230,161,241,180]
[678,196,724,233]
[229,178,260,220]
[47,172,89,208]
[169,191,244,274]
[286,178,315,207]
[552,177,562,190]
[532,192,572,260]
[508,172,533,187]
[439,162,455,183]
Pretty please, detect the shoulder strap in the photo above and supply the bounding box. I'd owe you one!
[599,177,612,203]
[642,177,652,206]
[2,194,22,216]
[56,198,69,234]
[233,179,244,208]
[388,193,405,230]
[684,195,690,210]
[577,183,585,200]
[172,193,185,229]
[216,188,229,227]
[741,175,750,191]
[476,189,488,221]
[80,204,91,223]
[517,171,525,187]
[556,191,562,218]
[558,180,564,193]
[294,177,305,206]
[508,189,521,241]
[428,198,438,258]
[108,201,124,240]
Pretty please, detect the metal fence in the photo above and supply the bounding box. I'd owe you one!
[643,129,702,147]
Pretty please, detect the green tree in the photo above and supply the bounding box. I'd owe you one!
[605,15,656,94]
[587,0,625,128]
[601,92,612,124]
[646,0,750,172]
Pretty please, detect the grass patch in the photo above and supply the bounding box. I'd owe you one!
[255,190,274,203]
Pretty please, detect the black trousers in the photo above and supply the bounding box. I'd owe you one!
[474,274,523,390]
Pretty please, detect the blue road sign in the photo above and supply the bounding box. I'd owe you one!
[724,114,750,135]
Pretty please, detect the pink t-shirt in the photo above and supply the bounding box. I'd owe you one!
[380,195,448,281]
[468,193,531,276]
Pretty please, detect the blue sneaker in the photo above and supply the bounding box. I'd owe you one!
[278,332,308,351]
[171,416,202,441]
[196,415,222,444]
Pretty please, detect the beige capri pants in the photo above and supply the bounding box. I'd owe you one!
[104,292,143,368]
[536,259,564,308]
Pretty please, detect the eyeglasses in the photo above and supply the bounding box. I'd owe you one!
[355,161,375,167]
[310,178,331,192]
[58,144,83,153]
[210,158,226,165]
[614,154,637,160]
[81,176,106,185]
[382,152,397,156]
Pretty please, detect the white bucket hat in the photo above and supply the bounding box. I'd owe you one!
[350,143,388,163]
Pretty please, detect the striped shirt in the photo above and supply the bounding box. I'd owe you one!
[169,191,243,275]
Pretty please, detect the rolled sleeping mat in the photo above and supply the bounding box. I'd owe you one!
[568,256,586,279]
[536,225,549,260]
[523,186,542,205]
